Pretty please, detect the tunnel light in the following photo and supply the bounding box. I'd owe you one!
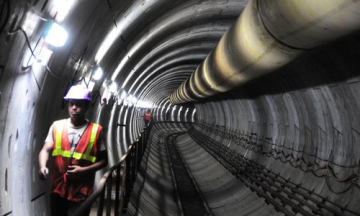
[125,95,137,107]
[44,22,68,47]
[108,81,118,93]
[88,81,95,92]
[116,89,127,105]
[137,101,144,108]
[119,90,127,100]
[137,101,152,109]
[130,95,138,105]
[92,66,103,81]
[126,95,133,107]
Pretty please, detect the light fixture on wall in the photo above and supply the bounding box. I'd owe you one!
[92,66,103,81]
[116,89,127,105]
[125,94,138,107]
[119,89,127,100]
[88,80,96,92]
[137,101,152,109]
[108,81,118,94]
[43,21,68,47]
[130,95,138,106]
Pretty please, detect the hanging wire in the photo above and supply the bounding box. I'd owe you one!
[3,1,76,83]
[195,121,360,192]
[2,2,107,107]
[7,28,68,81]
[71,46,88,85]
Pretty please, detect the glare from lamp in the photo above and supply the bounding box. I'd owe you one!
[126,94,137,107]
[88,81,95,92]
[130,96,138,105]
[123,99,129,107]
[137,100,144,108]
[137,101,150,109]
[92,67,103,81]
[44,22,68,47]
[120,90,127,100]
[109,82,118,93]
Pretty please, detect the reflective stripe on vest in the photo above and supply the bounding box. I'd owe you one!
[52,122,99,163]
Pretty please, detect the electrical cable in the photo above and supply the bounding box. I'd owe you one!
[196,121,360,192]
[3,11,106,106]
[199,119,359,169]
[0,3,106,108]
[7,28,69,81]
[189,128,360,215]
[70,46,88,84]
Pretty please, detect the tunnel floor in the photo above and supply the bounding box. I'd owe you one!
[126,122,281,216]
[123,122,360,216]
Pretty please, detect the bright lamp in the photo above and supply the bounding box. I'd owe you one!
[44,22,68,47]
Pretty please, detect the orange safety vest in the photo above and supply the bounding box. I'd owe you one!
[51,119,102,202]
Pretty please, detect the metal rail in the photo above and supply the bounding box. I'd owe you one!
[195,119,360,192]
[189,127,360,216]
[73,126,150,216]
[166,133,213,216]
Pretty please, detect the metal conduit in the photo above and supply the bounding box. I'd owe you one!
[170,0,360,104]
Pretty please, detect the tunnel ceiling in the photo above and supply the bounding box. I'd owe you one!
[54,0,249,107]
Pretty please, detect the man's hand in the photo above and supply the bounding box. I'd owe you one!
[39,167,49,180]
[39,141,53,180]
[66,165,84,179]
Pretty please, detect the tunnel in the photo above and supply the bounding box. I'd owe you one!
[1,0,360,215]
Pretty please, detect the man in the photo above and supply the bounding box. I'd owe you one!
[38,85,108,216]
[144,109,151,126]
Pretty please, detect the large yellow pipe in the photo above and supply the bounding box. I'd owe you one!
[170,0,360,104]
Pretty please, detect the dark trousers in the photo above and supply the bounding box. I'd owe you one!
[50,193,90,216]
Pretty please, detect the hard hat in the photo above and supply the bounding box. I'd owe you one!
[64,85,91,101]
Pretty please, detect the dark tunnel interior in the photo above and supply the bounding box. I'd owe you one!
[1,0,360,215]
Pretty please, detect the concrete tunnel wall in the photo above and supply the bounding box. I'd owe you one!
[128,35,360,214]
[0,0,360,215]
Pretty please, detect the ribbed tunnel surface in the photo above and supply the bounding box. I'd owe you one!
[1,0,360,215]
